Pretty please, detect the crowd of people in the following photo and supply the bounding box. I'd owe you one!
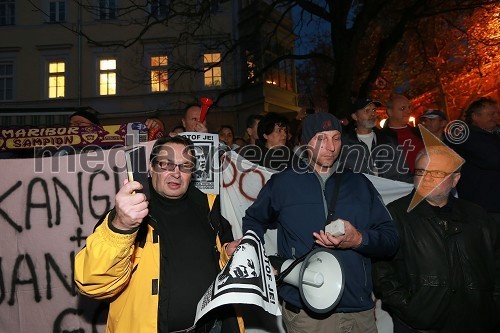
[9,94,498,332]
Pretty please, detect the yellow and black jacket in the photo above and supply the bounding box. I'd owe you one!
[75,190,243,333]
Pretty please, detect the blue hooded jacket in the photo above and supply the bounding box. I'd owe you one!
[242,164,399,313]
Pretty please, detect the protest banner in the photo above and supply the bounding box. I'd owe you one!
[0,123,164,152]
[180,132,220,194]
[0,142,142,332]
[195,231,281,325]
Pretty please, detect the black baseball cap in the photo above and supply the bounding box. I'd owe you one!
[351,98,382,114]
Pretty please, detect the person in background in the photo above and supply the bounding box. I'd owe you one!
[245,114,263,145]
[69,110,101,127]
[170,125,186,135]
[447,96,500,224]
[182,104,209,133]
[243,112,398,333]
[218,125,238,150]
[419,109,447,140]
[239,112,292,171]
[380,94,424,173]
[233,137,247,148]
[340,97,412,182]
[75,135,242,333]
[373,145,500,333]
[70,110,165,133]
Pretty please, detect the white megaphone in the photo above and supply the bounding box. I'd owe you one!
[276,248,344,314]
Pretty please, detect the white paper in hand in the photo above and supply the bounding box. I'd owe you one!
[325,219,345,237]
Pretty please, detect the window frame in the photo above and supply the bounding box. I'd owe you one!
[47,61,66,99]
[0,61,14,101]
[203,52,222,88]
[263,50,295,92]
[48,0,66,23]
[0,0,15,26]
[150,55,168,93]
[98,58,117,96]
[98,0,116,20]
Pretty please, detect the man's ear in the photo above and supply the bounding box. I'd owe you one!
[351,113,358,122]
[181,118,186,128]
[148,162,154,177]
[451,172,461,188]
[471,112,479,123]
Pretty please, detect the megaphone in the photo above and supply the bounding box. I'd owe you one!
[276,248,344,314]
[199,97,213,123]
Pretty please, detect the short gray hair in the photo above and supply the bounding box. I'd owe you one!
[415,145,463,171]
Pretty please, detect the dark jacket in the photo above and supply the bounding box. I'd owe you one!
[446,124,500,213]
[373,193,500,332]
[242,163,399,313]
[339,127,412,182]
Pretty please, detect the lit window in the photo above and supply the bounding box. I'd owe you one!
[49,1,65,22]
[99,59,116,95]
[150,55,168,92]
[48,62,65,98]
[99,0,116,20]
[0,62,13,100]
[0,0,15,25]
[264,52,294,91]
[204,53,222,87]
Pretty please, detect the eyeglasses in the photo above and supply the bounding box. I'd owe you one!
[154,160,195,173]
[414,169,458,178]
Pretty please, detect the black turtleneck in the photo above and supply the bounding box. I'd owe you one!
[148,184,219,332]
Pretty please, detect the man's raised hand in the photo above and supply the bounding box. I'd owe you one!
[112,179,149,231]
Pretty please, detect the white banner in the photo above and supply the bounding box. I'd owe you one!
[195,231,281,324]
[0,143,146,332]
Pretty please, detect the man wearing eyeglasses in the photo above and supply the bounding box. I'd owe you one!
[373,145,500,333]
[75,136,242,333]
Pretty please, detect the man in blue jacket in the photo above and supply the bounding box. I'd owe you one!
[242,112,399,333]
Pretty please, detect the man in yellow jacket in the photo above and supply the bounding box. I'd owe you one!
[75,135,242,333]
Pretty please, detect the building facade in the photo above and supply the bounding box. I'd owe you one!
[0,0,299,134]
